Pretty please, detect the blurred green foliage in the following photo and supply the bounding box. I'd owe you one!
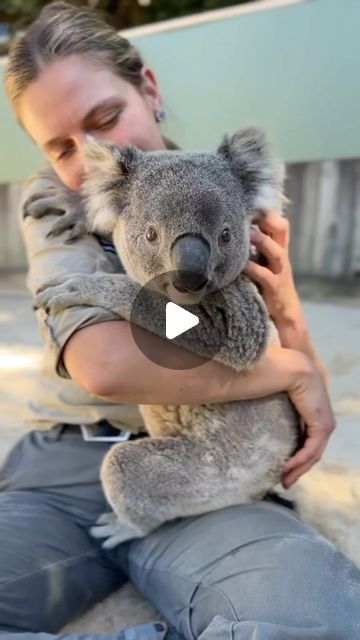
[0,0,255,47]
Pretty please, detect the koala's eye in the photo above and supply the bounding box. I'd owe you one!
[146,227,158,242]
[220,228,231,244]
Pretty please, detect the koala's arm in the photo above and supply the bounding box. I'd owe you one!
[34,272,268,373]
[33,265,310,409]
[41,269,322,411]
[20,173,272,404]
[19,169,120,377]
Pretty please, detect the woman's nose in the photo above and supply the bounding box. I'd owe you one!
[76,134,96,184]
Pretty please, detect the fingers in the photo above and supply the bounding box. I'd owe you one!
[253,211,290,248]
[281,421,335,488]
[249,227,284,274]
[283,437,324,475]
[244,259,276,292]
[282,461,315,489]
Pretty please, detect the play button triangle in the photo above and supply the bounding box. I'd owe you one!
[166,302,199,340]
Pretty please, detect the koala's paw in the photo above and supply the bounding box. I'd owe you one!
[23,190,65,220]
[90,511,145,549]
[46,210,88,243]
[34,274,97,313]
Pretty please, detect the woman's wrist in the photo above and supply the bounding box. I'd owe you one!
[274,306,328,385]
[274,303,307,349]
[231,345,313,401]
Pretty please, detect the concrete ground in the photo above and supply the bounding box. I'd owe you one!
[0,272,359,633]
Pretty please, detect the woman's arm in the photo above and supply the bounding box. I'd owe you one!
[244,210,334,486]
[19,171,121,376]
[63,320,310,404]
[64,320,334,470]
[245,212,328,382]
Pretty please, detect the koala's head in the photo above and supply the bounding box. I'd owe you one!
[82,127,284,304]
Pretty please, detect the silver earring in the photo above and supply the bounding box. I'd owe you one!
[155,106,166,123]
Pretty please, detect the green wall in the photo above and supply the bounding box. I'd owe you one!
[1,0,359,183]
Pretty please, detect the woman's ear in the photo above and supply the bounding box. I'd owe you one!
[217,127,285,213]
[140,66,163,114]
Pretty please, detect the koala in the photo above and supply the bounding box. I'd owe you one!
[34,127,300,547]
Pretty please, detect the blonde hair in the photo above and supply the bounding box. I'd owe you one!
[5,1,145,120]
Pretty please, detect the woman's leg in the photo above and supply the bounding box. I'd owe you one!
[112,501,360,640]
[0,488,125,633]
[0,426,126,632]
[0,426,168,640]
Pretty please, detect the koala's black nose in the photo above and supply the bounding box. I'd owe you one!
[171,234,210,293]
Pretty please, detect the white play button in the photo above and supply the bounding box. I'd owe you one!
[166,302,199,340]
[130,271,225,369]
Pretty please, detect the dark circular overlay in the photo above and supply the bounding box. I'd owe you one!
[129,271,226,370]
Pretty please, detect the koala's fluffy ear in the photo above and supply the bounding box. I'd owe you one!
[81,138,137,234]
[217,127,284,213]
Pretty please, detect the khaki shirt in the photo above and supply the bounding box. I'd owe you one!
[19,167,144,433]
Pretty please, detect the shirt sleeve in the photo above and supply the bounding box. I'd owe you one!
[19,167,121,378]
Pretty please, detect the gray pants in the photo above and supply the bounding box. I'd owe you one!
[0,425,359,639]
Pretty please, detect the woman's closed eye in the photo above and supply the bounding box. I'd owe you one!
[55,145,76,162]
[93,110,121,132]
[54,113,121,162]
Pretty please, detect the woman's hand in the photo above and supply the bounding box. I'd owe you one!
[283,356,336,488]
[244,210,334,485]
[244,210,328,380]
[244,210,302,328]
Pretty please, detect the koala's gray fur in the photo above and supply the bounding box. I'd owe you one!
[34,127,299,548]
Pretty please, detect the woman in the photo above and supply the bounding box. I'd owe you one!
[2,2,359,638]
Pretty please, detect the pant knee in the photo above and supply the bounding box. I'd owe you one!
[189,535,360,639]
[0,493,120,632]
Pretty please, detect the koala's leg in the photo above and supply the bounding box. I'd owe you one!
[94,435,236,548]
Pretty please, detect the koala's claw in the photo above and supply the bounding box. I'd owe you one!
[96,512,115,526]
[36,277,66,295]
[34,274,93,313]
[46,211,88,243]
[91,511,144,548]
[23,192,65,220]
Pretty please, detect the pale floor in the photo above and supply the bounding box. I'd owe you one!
[0,272,359,632]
